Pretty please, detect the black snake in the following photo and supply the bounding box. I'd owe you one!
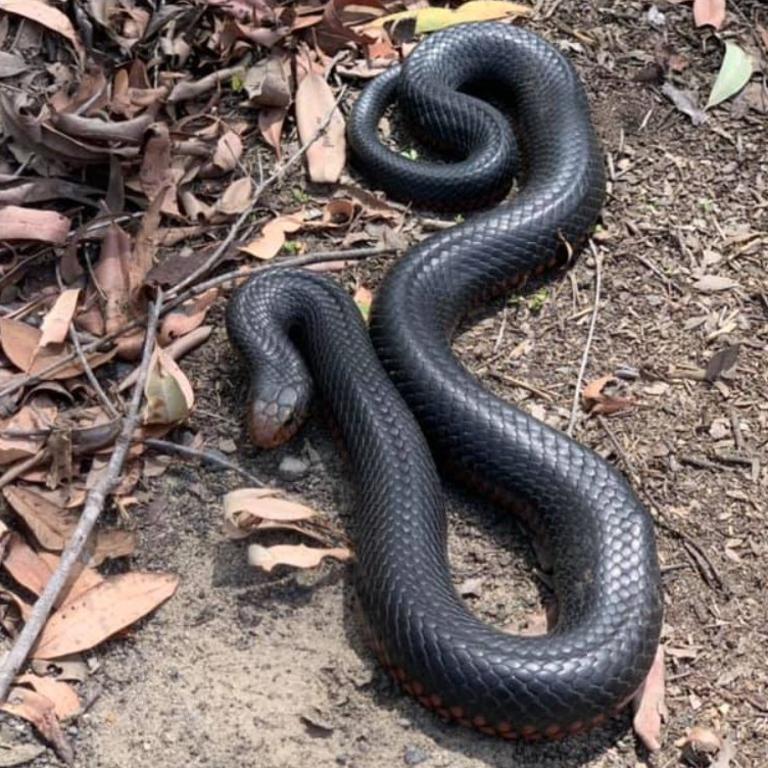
[227,22,662,739]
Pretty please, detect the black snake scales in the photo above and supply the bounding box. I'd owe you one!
[227,22,663,739]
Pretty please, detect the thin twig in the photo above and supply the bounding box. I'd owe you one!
[0,246,394,404]
[169,86,348,297]
[0,291,164,702]
[142,438,266,487]
[567,244,603,437]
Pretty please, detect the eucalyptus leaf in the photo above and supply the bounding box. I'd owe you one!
[706,41,753,109]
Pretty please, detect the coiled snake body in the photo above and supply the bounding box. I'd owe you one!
[227,23,662,739]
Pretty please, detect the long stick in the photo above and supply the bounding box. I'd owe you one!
[0,291,164,700]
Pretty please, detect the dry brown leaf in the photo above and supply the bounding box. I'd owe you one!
[240,214,306,260]
[0,403,56,465]
[692,275,740,292]
[0,206,70,244]
[582,374,636,416]
[211,130,244,174]
[243,52,291,107]
[0,687,72,762]
[632,645,667,752]
[693,0,726,30]
[0,318,116,380]
[139,125,180,216]
[214,176,254,216]
[679,725,724,761]
[295,74,345,183]
[224,487,317,539]
[158,290,218,346]
[143,347,195,425]
[258,106,287,158]
[0,0,84,63]
[38,551,104,605]
[17,674,81,720]
[247,543,352,572]
[38,289,80,348]
[315,0,382,54]
[33,572,179,660]
[1,486,135,564]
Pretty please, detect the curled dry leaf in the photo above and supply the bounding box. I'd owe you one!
[158,289,218,346]
[38,289,80,349]
[223,487,317,539]
[33,572,179,660]
[295,74,346,184]
[244,52,291,107]
[143,347,195,425]
[0,687,72,763]
[17,674,81,720]
[632,645,667,752]
[315,0,383,54]
[259,106,288,158]
[210,130,244,174]
[0,206,70,244]
[241,214,306,260]
[0,318,116,380]
[582,374,636,416]
[214,176,254,217]
[0,0,85,63]
[679,725,723,758]
[247,543,352,572]
[693,0,726,31]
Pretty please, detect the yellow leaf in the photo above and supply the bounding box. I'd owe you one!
[368,0,532,33]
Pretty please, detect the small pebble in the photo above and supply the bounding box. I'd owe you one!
[278,455,309,480]
[404,745,429,766]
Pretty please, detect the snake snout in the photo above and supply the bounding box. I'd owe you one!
[246,384,307,448]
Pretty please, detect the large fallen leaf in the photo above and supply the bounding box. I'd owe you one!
[315,0,383,53]
[244,52,291,107]
[0,318,116,379]
[0,687,72,762]
[693,0,726,30]
[33,572,179,660]
[0,206,70,244]
[295,74,345,183]
[241,214,306,260]
[143,347,194,424]
[247,543,352,572]
[0,0,84,63]
[582,374,635,416]
[38,289,80,348]
[17,674,81,720]
[210,131,244,174]
[369,0,532,33]
[707,42,753,109]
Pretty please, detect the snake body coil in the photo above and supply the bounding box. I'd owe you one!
[227,23,662,739]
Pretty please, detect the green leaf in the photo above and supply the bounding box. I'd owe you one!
[706,41,753,110]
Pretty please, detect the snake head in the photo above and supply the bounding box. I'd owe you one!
[246,382,309,449]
